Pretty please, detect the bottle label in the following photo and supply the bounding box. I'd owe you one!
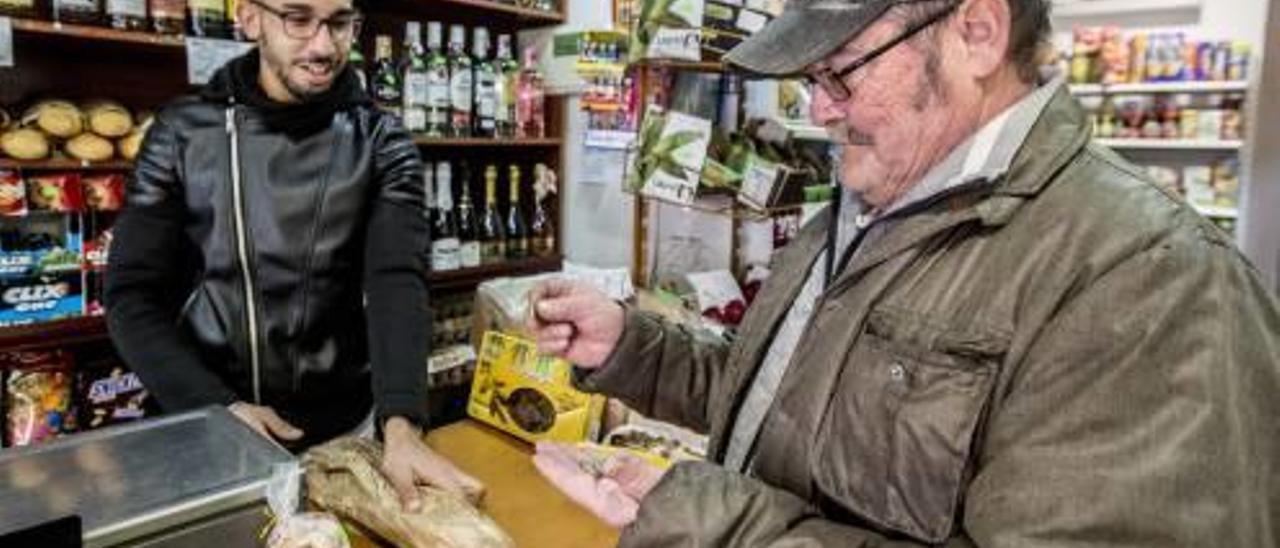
[56,0,99,9]
[459,241,481,268]
[108,0,146,16]
[482,241,505,263]
[477,73,497,119]
[450,69,473,113]
[405,72,429,106]
[427,67,450,107]
[403,108,426,132]
[150,0,185,17]
[432,238,461,271]
[190,0,224,11]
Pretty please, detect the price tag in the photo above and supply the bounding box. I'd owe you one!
[739,156,780,209]
[186,37,255,85]
[0,17,14,68]
[686,270,745,311]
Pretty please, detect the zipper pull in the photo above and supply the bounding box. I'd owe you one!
[225,107,236,134]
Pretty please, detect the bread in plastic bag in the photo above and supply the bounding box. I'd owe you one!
[303,437,513,548]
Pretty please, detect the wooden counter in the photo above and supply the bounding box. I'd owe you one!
[350,420,619,548]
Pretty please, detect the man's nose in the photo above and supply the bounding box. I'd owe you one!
[810,85,845,127]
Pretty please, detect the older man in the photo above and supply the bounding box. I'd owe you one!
[531,0,1280,545]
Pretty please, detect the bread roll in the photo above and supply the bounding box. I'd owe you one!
[22,100,84,139]
[85,101,134,138]
[65,133,115,162]
[1,128,51,160]
[118,116,152,161]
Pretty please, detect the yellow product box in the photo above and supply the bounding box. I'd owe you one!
[468,331,606,444]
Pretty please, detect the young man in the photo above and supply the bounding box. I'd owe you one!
[107,0,480,509]
[530,0,1280,545]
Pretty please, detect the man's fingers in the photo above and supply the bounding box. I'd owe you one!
[385,466,423,512]
[537,336,571,355]
[261,409,304,441]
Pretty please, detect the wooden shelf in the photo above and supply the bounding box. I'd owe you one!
[636,59,728,73]
[0,159,134,171]
[1097,138,1243,151]
[0,316,109,352]
[427,255,563,289]
[1070,81,1250,95]
[627,189,802,221]
[10,18,186,48]
[414,137,563,148]
[426,0,565,24]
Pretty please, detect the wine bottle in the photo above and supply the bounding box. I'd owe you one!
[480,165,506,264]
[530,163,556,257]
[472,27,498,138]
[149,0,185,35]
[106,0,147,31]
[372,35,403,117]
[455,161,482,269]
[505,164,530,260]
[495,35,520,139]
[516,46,546,139]
[424,22,450,138]
[187,0,230,38]
[432,162,461,272]
[447,24,473,138]
[401,21,429,133]
[53,0,104,25]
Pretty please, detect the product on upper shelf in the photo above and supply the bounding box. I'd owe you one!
[3,350,76,448]
[75,358,150,430]
[83,173,126,212]
[22,101,85,139]
[629,0,705,62]
[85,101,135,138]
[0,128,51,160]
[65,133,116,162]
[1068,29,1253,85]
[118,115,153,161]
[28,173,86,212]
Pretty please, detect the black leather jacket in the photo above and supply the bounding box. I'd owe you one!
[106,63,430,445]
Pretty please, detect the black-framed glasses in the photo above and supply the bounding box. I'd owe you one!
[249,0,363,42]
[806,0,960,102]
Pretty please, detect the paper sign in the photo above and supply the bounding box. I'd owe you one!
[0,17,13,68]
[739,156,780,209]
[686,270,745,311]
[186,37,255,85]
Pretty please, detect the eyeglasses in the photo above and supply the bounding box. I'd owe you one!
[805,0,960,102]
[249,0,363,42]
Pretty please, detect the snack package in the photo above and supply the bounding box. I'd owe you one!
[27,173,85,213]
[4,350,75,447]
[83,174,125,212]
[265,463,351,548]
[75,359,149,430]
[0,171,28,218]
[0,273,84,326]
[468,331,606,444]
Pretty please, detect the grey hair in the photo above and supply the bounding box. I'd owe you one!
[895,0,1053,83]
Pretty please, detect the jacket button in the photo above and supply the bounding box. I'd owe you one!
[889,363,906,381]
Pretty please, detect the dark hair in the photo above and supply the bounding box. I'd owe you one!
[898,0,1052,83]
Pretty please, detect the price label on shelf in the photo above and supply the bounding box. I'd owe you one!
[0,17,14,68]
[185,37,254,85]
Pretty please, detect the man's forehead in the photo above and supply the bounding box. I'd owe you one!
[275,0,355,12]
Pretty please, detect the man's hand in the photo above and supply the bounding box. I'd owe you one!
[527,279,625,369]
[532,442,667,528]
[380,417,485,511]
[228,402,304,442]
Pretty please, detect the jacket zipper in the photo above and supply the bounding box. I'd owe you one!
[226,106,263,404]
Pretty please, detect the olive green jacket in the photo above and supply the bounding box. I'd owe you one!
[581,87,1280,547]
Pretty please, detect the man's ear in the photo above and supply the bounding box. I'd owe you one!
[952,0,1012,79]
[239,1,263,41]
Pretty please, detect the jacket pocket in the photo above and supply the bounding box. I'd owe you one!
[177,285,238,374]
[813,310,1005,543]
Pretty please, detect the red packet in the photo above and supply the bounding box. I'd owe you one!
[83,174,126,212]
[0,171,28,218]
[27,173,85,213]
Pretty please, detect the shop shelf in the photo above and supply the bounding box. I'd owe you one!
[420,0,564,24]
[637,59,728,73]
[1193,204,1239,219]
[427,255,563,290]
[1069,81,1250,95]
[1052,0,1201,19]
[627,188,803,221]
[1096,138,1243,151]
[0,158,134,171]
[413,137,563,148]
[10,18,186,48]
[0,316,109,352]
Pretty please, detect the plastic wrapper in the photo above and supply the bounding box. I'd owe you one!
[21,100,84,139]
[65,133,116,162]
[3,350,75,447]
[84,101,134,138]
[118,115,152,161]
[0,171,28,217]
[0,107,11,131]
[83,174,125,211]
[1,128,52,160]
[265,462,351,548]
[27,173,85,212]
[75,359,149,430]
[303,437,511,548]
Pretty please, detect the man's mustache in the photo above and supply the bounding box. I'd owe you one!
[825,122,874,146]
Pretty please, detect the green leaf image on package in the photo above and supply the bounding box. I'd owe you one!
[630,0,705,62]
[626,104,712,205]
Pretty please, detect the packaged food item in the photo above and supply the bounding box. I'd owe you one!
[1220,93,1244,140]
[1128,34,1148,84]
[0,171,28,218]
[468,331,606,444]
[1,128,52,161]
[1213,158,1240,208]
[1228,41,1251,81]
[27,173,85,212]
[1099,28,1129,84]
[75,359,150,430]
[3,350,75,447]
[0,273,84,326]
[1183,166,1215,207]
[21,101,84,139]
[1211,41,1231,81]
[83,174,125,211]
[1144,165,1182,196]
[118,115,153,161]
[1196,42,1217,81]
